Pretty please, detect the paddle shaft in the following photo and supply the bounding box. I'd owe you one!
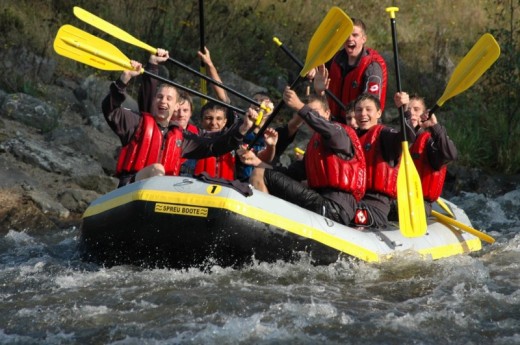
[388,16,407,139]
[198,0,207,106]
[199,0,205,64]
[432,210,495,244]
[246,76,301,150]
[167,57,263,108]
[144,70,246,114]
[274,38,347,111]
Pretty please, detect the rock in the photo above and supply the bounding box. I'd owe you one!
[28,189,70,219]
[1,93,59,132]
[0,46,57,86]
[58,189,100,213]
[2,137,105,176]
[72,175,119,195]
[79,74,138,112]
[0,188,58,234]
[0,89,6,105]
[219,71,269,108]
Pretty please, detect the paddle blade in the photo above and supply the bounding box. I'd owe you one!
[436,198,455,217]
[54,24,131,71]
[73,6,157,54]
[397,142,427,237]
[436,33,500,108]
[300,7,353,77]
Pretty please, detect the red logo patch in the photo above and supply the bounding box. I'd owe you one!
[355,209,369,225]
[368,82,379,93]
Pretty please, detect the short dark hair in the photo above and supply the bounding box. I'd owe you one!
[351,18,367,34]
[200,100,228,117]
[178,91,193,112]
[355,93,381,110]
[304,94,330,111]
[410,93,426,108]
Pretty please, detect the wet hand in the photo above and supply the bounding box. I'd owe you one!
[263,127,278,147]
[121,60,143,83]
[420,111,437,128]
[197,47,214,67]
[240,108,259,134]
[237,145,261,166]
[283,86,304,112]
[313,64,330,96]
[394,92,409,108]
[149,48,169,64]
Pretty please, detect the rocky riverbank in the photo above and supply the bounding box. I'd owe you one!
[0,49,519,234]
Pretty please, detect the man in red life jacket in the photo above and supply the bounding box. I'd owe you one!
[193,101,237,180]
[352,92,416,228]
[238,87,366,226]
[407,94,457,215]
[312,18,388,118]
[101,54,258,188]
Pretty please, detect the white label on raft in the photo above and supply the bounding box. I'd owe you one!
[154,203,209,217]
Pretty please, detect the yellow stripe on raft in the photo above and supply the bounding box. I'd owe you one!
[83,189,481,263]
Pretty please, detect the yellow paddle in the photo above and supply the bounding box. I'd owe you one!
[436,198,455,217]
[429,33,500,114]
[387,7,427,237]
[432,210,495,244]
[72,6,268,116]
[53,24,247,115]
[247,7,353,149]
[272,36,347,112]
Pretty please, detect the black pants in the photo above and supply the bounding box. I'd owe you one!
[263,169,344,224]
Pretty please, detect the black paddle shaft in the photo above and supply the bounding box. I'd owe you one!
[167,57,263,108]
[246,76,302,150]
[144,70,246,114]
[199,0,205,69]
[389,17,407,141]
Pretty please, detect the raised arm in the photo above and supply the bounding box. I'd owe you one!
[138,49,169,112]
[198,47,230,103]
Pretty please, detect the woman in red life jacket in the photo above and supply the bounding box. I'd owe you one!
[101,53,258,188]
[238,87,366,226]
[352,92,416,228]
[312,18,388,117]
[407,94,458,215]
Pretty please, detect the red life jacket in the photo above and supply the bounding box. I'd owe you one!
[328,48,387,116]
[116,112,183,176]
[410,131,447,202]
[186,123,199,134]
[194,152,236,180]
[360,124,399,198]
[305,123,366,201]
[180,123,200,166]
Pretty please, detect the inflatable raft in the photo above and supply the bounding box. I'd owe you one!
[80,176,482,268]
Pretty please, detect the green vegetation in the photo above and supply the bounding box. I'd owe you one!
[0,0,518,173]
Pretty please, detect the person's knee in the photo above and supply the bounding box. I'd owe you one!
[136,163,165,181]
[150,163,165,176]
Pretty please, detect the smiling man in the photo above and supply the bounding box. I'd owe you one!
[313,18,388,119]
[101,51,257,188]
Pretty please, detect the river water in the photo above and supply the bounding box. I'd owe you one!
[1,188,519,344]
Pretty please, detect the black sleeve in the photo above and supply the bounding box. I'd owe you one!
[426,124,458,170]
[297,105,354,158]
[276,158,307,182]
[181,120,245,159]
[101,79,141,145]
[138,63,159,113]
[274,125,293,157]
